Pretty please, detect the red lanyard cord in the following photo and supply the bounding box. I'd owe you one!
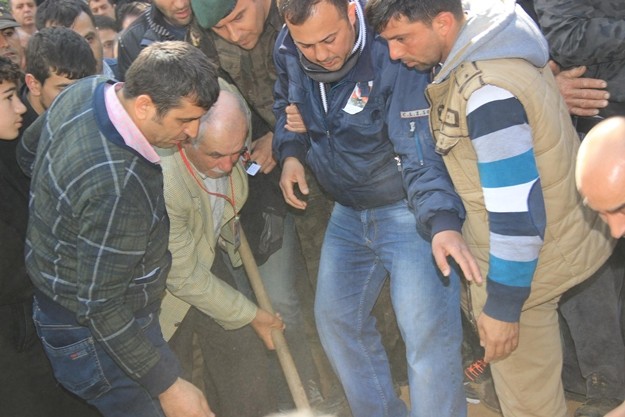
[177,143,237,213]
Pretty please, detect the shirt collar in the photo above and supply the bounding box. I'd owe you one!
[104,83,160,163]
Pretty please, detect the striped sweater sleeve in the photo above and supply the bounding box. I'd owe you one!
[466,84,546,322]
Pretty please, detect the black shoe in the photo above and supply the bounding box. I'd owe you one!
[574,398,623,417]
[464,359,502,414]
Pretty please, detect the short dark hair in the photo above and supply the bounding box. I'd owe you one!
[36,0,97,30]
[115,1,148,26]
[365,0,463,34]
[87,0,114,6]
[124,41,220,117]
[94,14,117,32]
[0,56,22,86]
[26,27,97,84]
[277,0,348,25]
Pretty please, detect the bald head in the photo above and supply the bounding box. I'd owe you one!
[194,89,249,146]
[184,89,250,178]
[576,116,625,238]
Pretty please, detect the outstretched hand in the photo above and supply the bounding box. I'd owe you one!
[431,230,483,284]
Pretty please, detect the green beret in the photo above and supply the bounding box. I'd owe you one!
[192,0,237,29]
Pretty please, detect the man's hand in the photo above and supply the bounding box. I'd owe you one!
[550,61,609,117]
[284,104,307,133]
[250,308,285,350]
[159,378,214,417]
[477,312,519,363]
[250,132,277,174]
[279,157,308,209]
[431,230,483,284]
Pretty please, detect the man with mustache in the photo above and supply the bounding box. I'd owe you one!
[189,0,343,410]
[159,86,284,417]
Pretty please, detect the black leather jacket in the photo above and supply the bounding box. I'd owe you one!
[117,6,219,80]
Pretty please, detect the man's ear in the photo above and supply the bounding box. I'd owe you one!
[24,73,42,97]
[347,1,357,26]
[133,94,156,121]
[433,11,455,37]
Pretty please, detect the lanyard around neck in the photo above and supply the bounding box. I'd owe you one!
[177,143,237,214]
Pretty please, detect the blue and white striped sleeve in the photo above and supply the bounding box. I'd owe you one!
[467,84,546,323]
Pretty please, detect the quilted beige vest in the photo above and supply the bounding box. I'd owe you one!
[426,59,614,314]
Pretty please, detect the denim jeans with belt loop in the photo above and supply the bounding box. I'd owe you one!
[314,200,466,417]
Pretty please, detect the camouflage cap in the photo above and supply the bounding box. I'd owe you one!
[0,7,20,31]
[191,0,237,29]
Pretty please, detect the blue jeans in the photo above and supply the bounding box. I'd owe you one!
[33,296,174,417]
[315,200,465,417]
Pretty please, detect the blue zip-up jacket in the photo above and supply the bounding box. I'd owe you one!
[272,16,464,235]
[387,68,465,237]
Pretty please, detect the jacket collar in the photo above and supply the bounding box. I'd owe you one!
[146,5,178,41]
[266,0,282,34]
[277,18,375,83]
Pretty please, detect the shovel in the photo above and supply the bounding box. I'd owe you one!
[237,227,311,410]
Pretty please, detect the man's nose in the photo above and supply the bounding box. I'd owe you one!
[226,25,241,44]
[217,155,237,174]
[606,214,625,239]
[184,119,200,139]
[388,42,404,61]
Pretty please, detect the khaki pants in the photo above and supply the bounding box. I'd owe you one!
[466,284,567,417]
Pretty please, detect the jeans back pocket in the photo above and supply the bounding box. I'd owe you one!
[34,305,111,400]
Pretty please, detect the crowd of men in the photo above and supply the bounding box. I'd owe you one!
[0,0,624,417]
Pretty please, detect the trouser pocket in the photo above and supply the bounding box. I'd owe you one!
[33,303,111,400]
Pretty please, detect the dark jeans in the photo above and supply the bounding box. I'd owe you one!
[0,299,102,417]
[32,296,169,417]
[559,243,625,400]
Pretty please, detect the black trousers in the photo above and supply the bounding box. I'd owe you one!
[560,242,625,400]
[168,251,277,417]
